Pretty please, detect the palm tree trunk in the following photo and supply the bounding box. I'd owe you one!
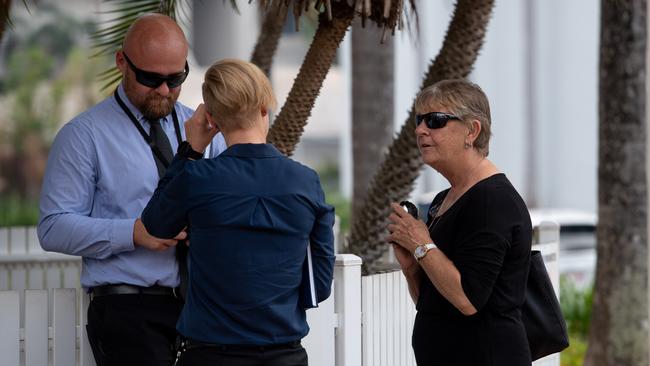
[585,1,648,365]
[352,20,394,218]
[267,1,354,156]
[250,3,289,77]
[347,0,496,274]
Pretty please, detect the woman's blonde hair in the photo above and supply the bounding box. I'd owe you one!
[202,58,277,130]
[415,79,492,156]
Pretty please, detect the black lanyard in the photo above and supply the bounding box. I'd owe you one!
[114,89,182,168]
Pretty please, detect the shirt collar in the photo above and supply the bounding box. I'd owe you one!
[220,143,283,158]
[115,84,172,126]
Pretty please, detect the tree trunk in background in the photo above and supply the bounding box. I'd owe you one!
[250,3,289,77]
[267,1,354,156]
[585,1,648,365]
[347,0,495,274]
[351,20,394,219]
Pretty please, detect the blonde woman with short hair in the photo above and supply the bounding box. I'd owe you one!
[142,59,335,366]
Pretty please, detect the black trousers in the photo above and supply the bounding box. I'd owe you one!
[176,342,308,366]
[86,294,183,366]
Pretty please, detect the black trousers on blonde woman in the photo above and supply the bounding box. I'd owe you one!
[175,341,308,366]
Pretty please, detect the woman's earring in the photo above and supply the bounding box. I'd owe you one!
[464,141,472,149]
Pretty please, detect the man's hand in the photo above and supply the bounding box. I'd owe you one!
[185,103,219,153]
[133,219,187,251]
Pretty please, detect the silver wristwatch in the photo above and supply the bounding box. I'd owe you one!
[414,243,437,261]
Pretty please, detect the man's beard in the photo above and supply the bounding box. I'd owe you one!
[139,93,177,120]
[123,76,179,120]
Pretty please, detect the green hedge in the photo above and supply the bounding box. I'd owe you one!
[560,275,593,366]
[0,196,40,227]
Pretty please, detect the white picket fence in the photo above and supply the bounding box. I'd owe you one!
[0,223,561,366]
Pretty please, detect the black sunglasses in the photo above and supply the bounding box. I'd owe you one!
[415,112,460,129]
[123,52,189,89]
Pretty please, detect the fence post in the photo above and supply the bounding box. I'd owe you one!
[53,288,76,366]
[0,291,20,366]
[532,221,561,295]
[25,290,48,366]
[334,254,362,366]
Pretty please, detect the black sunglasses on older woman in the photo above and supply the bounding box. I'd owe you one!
[416,112,460,129]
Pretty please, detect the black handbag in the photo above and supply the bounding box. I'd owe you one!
[522,250,570,360]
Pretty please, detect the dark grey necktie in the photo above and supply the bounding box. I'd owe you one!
[148,118,189,300]
[148,119,174,177]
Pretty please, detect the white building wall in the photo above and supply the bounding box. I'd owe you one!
[191,1,260,66]
[472,0,528,200]
[533,0,599,212]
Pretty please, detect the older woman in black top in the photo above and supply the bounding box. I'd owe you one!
[388,79,532,365]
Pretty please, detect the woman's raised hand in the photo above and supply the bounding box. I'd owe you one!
[387,202,433,254]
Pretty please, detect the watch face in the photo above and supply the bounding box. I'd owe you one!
[414,246,425,259]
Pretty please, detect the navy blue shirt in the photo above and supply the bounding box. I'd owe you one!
[142,143,335,345]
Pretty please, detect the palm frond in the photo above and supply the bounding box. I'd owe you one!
[157,0,178,16]
[229,0,240,15]
[1,0,13,26]
[100,3,161,15]
[96,68,120,78]
[91,44,117,58]
[90,23,132,39]
[100,71,124,92]
[0,0,29,42]
[258,0,416,42]
[0,0,12,37]
[97,68,122,82]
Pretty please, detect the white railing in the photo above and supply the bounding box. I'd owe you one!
[0,227,81,293]
[362,270,417,366]
[0,223,561,366]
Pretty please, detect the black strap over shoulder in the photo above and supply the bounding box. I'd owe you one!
[113,89,182,168]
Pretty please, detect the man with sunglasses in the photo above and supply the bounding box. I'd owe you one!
[38,13,226,366]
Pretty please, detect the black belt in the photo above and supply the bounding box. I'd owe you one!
[90,284,179,299]
[178,337,302,352]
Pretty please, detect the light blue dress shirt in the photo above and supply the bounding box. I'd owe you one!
[38,84,226,288]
